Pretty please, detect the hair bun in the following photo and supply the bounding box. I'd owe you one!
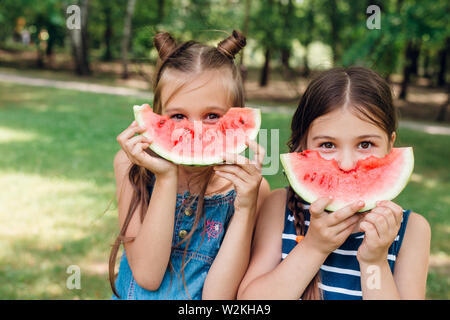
[217,30,246,59]
[153,32,177,60]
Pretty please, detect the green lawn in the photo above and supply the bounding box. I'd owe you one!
[0,82,448,299]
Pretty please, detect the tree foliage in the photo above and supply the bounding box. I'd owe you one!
[0,0,447,88]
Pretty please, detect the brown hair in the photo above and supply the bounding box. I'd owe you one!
[108,30,246,299]
[286,66,397,299]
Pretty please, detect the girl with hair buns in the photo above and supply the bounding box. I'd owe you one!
[109,30,271,300]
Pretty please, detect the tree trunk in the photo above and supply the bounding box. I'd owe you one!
[157,0,165,21]
[437,37,449,87]
[303,47,310,77]
[399,40,419,100]
[239,0,251,82]
[410,42,420,76]
[279,0,294,74]
[36,43,44,68]
[69,0,90,75]
[423,49,430,78]
[46,24,56,57]
[328,0,340,64]
[102,4,113,61]
[259,48,271,87]
[436,89,449,122]
[121,0,137,79]
[281,48,291,72]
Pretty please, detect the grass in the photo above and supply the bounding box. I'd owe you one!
[0,82,448,299]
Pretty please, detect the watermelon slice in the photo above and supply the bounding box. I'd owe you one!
[280,147,414,212]
[133,104,261,165]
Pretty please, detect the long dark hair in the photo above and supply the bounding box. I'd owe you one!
[286,66,397,299]
[108,30,246,298]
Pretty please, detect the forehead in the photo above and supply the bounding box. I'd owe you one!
[161,69,232,113]
[309,107,387,138]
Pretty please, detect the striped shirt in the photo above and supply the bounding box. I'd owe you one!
[281,189,411,300]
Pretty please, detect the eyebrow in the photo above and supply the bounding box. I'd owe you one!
[312,134,383,141]
[356,134,383,140]
[165,106,226,113]
[312,135,335,141]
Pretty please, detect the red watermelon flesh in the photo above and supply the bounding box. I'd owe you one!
[134,104,261,165]
[280,147,414,212]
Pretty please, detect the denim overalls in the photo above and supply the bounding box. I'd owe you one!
[112,183,236,300]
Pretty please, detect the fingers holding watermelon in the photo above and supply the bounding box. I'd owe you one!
[376,200,403,226]
[357,221,388,264]
[246,138,266,170]
[222,152,252,165]
[221,138,265,171]
[309,196,334,218]
[363,209,389,239]
[117,121,177,177]
[212,142,264,213]
[304,198,364,255]
[357,201,404,264]
[330,200,365,226]
[213,166,260,213]
[126,132,151,149]
[221,152,259,177]
[217,138,265,177]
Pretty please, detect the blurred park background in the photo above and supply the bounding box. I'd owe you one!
[0,0,448,299]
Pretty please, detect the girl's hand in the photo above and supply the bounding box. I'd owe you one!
[357,200,404,264]
[303,197,364,255]
[212,139,265,214]
[116,121,177,178]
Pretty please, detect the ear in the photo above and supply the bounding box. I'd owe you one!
[389,132,396,149]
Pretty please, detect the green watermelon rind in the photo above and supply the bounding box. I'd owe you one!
[280,147,414,212]
[134,104,262,166]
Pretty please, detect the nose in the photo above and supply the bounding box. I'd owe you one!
[190,115,203,122]
[336,149,358,172]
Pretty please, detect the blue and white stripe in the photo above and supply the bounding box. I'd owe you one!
[281,194,411,300]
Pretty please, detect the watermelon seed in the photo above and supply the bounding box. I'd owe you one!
[157,119,166,128]
[319,175,325,185]
[311,172,317,181]
[239,117,245,124]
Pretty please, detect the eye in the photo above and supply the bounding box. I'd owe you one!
[358,141,373,149]
[204,113,221,123]
[170,114,185,121]
[320,142,335,149]
[206,113,220,120]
